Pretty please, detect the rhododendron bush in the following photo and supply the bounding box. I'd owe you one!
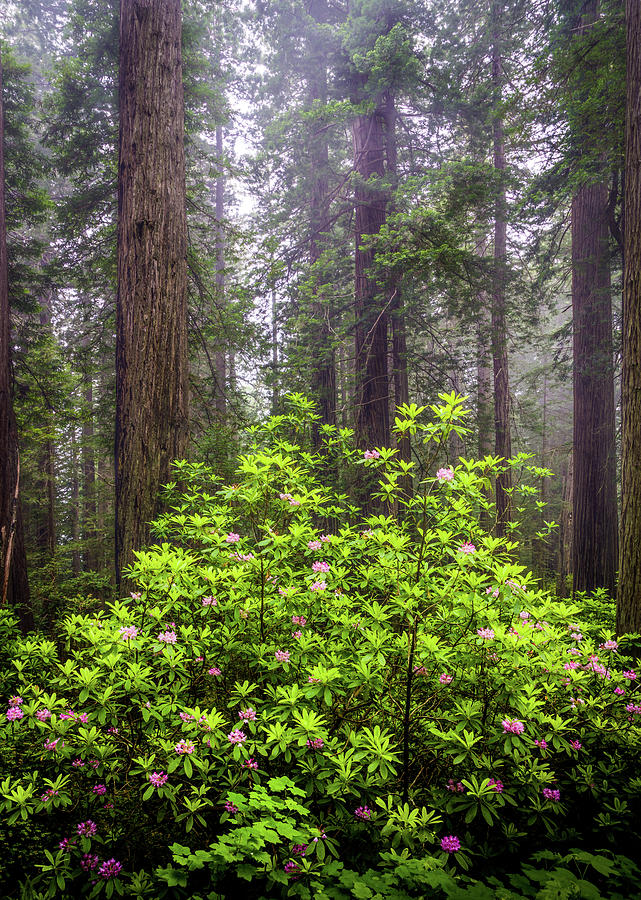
[1,395,640,898]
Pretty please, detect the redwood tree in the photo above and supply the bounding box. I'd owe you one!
[0,48,30,622]
[618,0,641,632]
[115,0,189,581]
[570,0,618,598]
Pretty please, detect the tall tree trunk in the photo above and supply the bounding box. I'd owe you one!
[82,359,97,570]
[71,427,81,578]
[618,0,641,632]
[271,276,279,414]
[308,0,336,440]
[36,291,56,557]
[0,50,30,627]
[214,123,226,418]
[352,100,389,450]
[384,91,411,485]
[491,1,512,537]
[115,0,189,583]
[557,452,573,598]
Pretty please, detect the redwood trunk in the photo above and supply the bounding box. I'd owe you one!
[308,3,336,438]
[115,0,189,582]
[571,181,618,596]
[617,0,641,632]
[353,106,389,449]
[491,3,512,537]
[214,122,226,418]
[0,50,30,625]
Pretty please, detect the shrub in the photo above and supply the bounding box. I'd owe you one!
[1,394,640,898]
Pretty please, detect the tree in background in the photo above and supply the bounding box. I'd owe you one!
[115,0,189,580]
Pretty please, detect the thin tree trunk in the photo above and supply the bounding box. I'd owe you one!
[617,0,641,632]
[0,49,30,627]
[557,452,573,598]
[308,0,336,440]
[34,290,56,557]
[271,276,278,414]
[82,364,97,570]
[214,123,226,418]
[491,1,512,537]
[71,427,81,578]
[384,91,411,485]
[115,0,189,583]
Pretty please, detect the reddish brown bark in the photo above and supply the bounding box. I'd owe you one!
[0,50,30,626]
[353,106,389,450]
[115,0,189,582]
[618,0,641,631]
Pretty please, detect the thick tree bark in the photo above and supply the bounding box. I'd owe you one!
[82,362,97,570]
[0,50,30,626]
[491,2,512,537]
[618,0,641,632]
[571,178,618,596]
[71,427,81,578]
[353,103,390,450]
[115,0,189,583]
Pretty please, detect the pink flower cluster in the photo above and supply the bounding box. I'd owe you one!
[502,718,525,735]
[439,673,453,685]
[488,778,504,793]
[354,805,372,820]
[238,708,256,721]
[292,615,307,626]
[149,771,167,787]
[77,820,97,837]
[158,630,177,644]
[446,779,465,793]
[310,581,326,591]
[436,467,455,481]
[119,625,139,641]
[275,649,290,663]
[202,595,218,607]
[175,739,195,755]
[243,757,259,770]
[458,542,476,554]
[225,532,240,542]
[307,540,321,550]
[311,560,330,573]
[542,787,560,802]
[228,729,246,745]
[279,492,300,506]
[208,667,221,676]
[477,628,495,640]
[440,835,461,853]
[363,449,380,459]
[306,737,324,749]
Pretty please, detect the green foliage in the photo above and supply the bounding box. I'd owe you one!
[0,397,639,898]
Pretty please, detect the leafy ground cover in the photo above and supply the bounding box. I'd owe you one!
[1,396,640,899]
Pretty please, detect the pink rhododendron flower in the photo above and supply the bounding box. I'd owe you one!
[202,596,217,607]
[312,560,330,573]
[310,581,326,591]
[441,835,461,853]
[175,739,195,755]
[149,771,167,787]
[542,787,560,801]
[243,757,259,770]
[227,729,246,744]
[600,639,618,651]
[363,449,380,459]
[623,670,637,680]
[275,649,290,663]
[307,540,321,550]
[446,779,465,792]
[292,615,307,626]
[8,696,23,707]
[439,673,453,684]
[488,778,504,793]
[436,467,455,481]
[570,740,582,750]
[502,718,525,735]
[158,630,177,644]
[6,707,24,721]
[119,625,139,641]
[225,532,240,543]
[36,708,51,721]
[208,667,221,676]
[477,628,495,640]
[238,708,256,721]
[306,737,324,749]
[458,542,476,554]
[225,800,239,814]
[354,805,372,820]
